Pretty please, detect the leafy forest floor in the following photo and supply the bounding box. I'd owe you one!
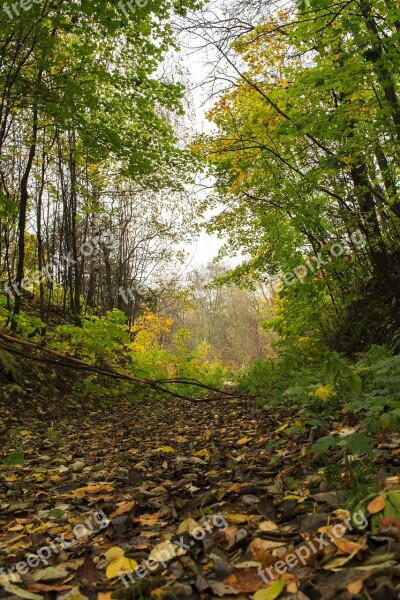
[1,384,400,600]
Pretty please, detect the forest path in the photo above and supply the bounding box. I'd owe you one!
[0,396,396,599]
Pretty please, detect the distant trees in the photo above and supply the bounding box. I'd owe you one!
[169,264,275,368]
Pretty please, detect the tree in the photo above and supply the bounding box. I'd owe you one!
[193,0,400,351]
[0,0,201,326]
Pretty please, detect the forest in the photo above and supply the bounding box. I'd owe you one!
[0,0,400,598]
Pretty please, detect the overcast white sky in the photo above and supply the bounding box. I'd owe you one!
[181,46,228,268]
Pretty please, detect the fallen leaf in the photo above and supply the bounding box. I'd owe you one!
[28,584,73,593]
[106,556,138,579]
[247,538,286,566]
[149,541,182,563]
[110,501,136,518]
[323,551,359,570]
[368,495,386,514]
[138,513,161,526]
[224,568,266,593]
[177,518,200,534]
[72,484,114,497]
[237,437,253,446]
[347,579,363,594]
[201,429,211,441]
[1,583,43,600]
[159,446,175,453]
[103,547,125,560]
[258,521,278,532]
[76,556,98,585]
[32,567,69,582]
[319,526,363,554]
[57,586,88,600]
[223,512,258,524]
[253,579,285,600]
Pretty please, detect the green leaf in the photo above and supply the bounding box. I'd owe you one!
[2,451,24,467]
[310,436,337,454]
[254,579,285,600]
[340,433,374,456]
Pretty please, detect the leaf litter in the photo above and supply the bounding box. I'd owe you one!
[1,394,400,600]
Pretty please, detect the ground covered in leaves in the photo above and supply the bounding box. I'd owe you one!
[1,392,400,600]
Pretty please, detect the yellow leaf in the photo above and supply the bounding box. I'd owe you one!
[237,437,252,446]
[253,579,285,600]
[323,550,359,570]
[159,446,175,453]
[319,526,363,554]
[223,512,258,524]
[332,536,363,554]
[282,494,307,503]
[367,495,386,514]
[150,589,168,600]
[104,547,124,560]
[8,524,24,532]
[195,449,210,458]
[106,556,138,579]
[177,518,200,534]
[274,424,288,434]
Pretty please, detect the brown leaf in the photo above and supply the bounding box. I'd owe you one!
[224,568,266,593]
[110,501,136,518]
[27,584,73,593]
[138,513,161,526]
[72,484,114,497]
[247,538,286,566]
[76,556,99,585]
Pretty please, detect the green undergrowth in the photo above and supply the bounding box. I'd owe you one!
[238,344,400,435]
[238,343,400,503]
[0,297,226,404]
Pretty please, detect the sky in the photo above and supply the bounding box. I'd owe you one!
[180,41,228,267]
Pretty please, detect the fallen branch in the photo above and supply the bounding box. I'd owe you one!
[0,332,245,402]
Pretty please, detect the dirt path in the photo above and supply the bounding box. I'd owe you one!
[0,396,399,600]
